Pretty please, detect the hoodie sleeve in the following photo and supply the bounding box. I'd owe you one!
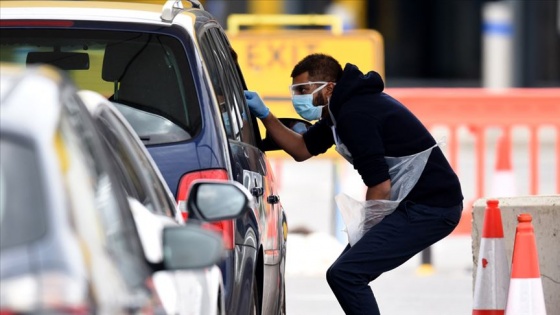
[302,118,335,156]
[336,109,390,187]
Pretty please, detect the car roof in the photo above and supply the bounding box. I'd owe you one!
[0,1,162,14]
[0,1,202,26]
[0,63,65,139]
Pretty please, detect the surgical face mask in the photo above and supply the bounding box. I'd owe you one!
[290,82,328,121]
[292,94,324,121]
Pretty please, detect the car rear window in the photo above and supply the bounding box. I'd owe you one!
[0,137,47,249]
[0,26,201,144]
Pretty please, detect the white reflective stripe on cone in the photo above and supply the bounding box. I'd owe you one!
[505,278,547,315]
[473,238,510,310]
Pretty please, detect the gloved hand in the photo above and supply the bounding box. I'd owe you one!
[244,90,270,119]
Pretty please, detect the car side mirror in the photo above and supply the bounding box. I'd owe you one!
[162,225,224,270]
[187,180,253,221]
[262,117,312,151]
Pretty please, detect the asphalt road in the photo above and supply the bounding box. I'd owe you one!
[285,234,473,315]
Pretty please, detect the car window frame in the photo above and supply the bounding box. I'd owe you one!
[199,28,241,140]
[63,91,153,290]
[210,27,257,146]
[197,23,262,149]
[93,106,176,219]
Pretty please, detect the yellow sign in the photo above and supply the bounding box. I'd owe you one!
[227,14,385,159]
[231,30,384,98]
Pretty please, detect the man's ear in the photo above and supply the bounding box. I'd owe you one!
[326,82,336,96]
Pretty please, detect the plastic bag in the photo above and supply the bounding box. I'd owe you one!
[336,141,443,246]
[336,194,398,247]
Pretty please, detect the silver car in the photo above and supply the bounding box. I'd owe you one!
[78,90,236,315]
[0,63,250,314]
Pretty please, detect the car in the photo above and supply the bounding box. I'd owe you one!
[0,63,253,315]
[78,89,227,315]
[0,1,288,314]
[0,63,156,314]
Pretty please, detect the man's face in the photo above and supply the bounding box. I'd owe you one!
[291,72,331,106]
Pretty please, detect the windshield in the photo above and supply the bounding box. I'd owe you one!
[0,137,47,249]
[0,25,201,144]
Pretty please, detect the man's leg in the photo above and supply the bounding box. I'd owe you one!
[326,201,462,315]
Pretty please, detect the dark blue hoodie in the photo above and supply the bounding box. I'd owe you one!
[303,63,463,207]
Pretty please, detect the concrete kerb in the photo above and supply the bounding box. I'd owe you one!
[471,195,560,315]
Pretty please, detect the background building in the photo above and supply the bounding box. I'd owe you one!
[205,0,560,88]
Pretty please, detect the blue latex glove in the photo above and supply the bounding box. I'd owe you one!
[244,90,270,119]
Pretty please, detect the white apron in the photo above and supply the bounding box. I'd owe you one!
[329,106,443,246]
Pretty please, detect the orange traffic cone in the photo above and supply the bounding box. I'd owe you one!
[473,199,510,315]
[505,213,547,315]
[491,130,516,197]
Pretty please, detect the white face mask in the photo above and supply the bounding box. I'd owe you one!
[290,82,328,121]
[292,94,324,121]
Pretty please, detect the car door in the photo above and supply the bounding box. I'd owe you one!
[63,92,165,314]
[83,97,230,315]
[199,24,285,314]
[90,103,179,221]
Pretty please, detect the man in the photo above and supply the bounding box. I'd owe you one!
[244,53,463,315]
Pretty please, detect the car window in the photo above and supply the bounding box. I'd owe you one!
[94,110,149,208]
[94,106,176,218]
[61,93,151,289]
[200,27,255,145]
[0,136,47,249]
[0,25,201,145]
[211,28,256,145]
[200,30,240,140]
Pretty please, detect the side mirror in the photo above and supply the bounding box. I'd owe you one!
[162,225,224,270]
[187,180,252,221]
[262,118,312,151]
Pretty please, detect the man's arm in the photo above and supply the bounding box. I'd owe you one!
[260,113,312,161]
[365,179,391,200]
[245,91,312,161]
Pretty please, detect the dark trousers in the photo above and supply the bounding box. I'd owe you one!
[326,200,462,315]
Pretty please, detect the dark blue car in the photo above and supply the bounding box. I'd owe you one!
[0,1,288,314]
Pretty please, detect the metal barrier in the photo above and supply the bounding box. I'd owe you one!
[387,88,560,199]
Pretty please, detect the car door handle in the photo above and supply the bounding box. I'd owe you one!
[267,195,280,204]
[251,187,264,197]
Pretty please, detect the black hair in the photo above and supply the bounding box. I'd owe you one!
[290,53,343,82]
